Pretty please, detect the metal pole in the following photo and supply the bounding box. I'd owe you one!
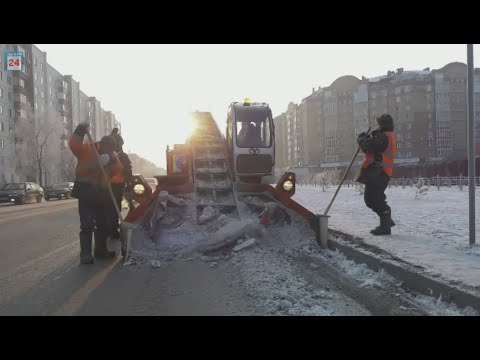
[466,44,476,246]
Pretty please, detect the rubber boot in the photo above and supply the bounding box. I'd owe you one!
[80,233,94,265]
[94,231,116,258]
[371,214,392,235]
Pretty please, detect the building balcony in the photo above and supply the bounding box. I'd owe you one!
[13,69,30,81]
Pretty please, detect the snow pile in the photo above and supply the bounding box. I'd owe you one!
[316,248,478,316]
[229,248,369,316]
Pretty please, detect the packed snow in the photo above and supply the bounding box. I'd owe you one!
[293,185,480,289]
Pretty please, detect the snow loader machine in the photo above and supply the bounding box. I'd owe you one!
[121,99,320,259]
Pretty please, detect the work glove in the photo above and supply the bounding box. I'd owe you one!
[99,153,118,167]
[73,122,90,137]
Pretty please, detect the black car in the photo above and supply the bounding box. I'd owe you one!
[0,182,44,205]
[44,183,72,201]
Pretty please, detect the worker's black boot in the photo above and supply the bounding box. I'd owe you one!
[94,232,116,259]
[371,213,392,235]
[79,233,94,265]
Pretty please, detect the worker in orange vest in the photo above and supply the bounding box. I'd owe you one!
[109,128,132,240]
[69,122,123,264]
[356,114,397,235]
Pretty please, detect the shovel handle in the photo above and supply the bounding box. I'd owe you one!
[323,127,371,216]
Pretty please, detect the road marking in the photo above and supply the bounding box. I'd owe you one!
[0,203,76,225]
[52,256,123,316]
[0,242,78,281]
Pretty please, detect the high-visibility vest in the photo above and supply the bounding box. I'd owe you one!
[111,153,128,184]
[69,134,122,185]
[361,131,397,176]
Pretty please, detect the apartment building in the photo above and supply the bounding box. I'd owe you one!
[275,62,480,170]
[0,44,121,186]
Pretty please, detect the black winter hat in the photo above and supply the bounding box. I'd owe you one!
[377,114,394,131]
[111,128,124,149]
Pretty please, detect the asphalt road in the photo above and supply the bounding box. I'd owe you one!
[0,199,254,315]
[0,199,434,316]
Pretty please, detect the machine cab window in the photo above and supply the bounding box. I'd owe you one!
[235,106,272,148]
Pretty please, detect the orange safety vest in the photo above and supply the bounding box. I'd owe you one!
[361,131,397,177]
[69,134,123,185]
[110,156,126,184]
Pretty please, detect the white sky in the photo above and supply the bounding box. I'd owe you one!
[36,44,478,168]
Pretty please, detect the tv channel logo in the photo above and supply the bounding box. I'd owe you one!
[3,51,25,71]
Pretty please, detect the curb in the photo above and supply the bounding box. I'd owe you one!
[327,229,480,313]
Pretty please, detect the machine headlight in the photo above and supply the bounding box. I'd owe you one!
[133,184,145,195]
[282,180,294,191]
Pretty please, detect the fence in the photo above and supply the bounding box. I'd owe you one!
[295,174,480,190]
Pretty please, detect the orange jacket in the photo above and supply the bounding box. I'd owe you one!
[110,160,126,184]
[69,134,123,185]
[361,131,397,176]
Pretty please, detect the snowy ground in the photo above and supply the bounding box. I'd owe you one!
[293,185,480,289]
[118,190,477,315]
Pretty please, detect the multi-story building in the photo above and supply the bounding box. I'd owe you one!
[285,102,303,166]
[0,44,121,186]
[0,44,16,184]
[273,112,288,172]
[322,75,360,165]
[301,87,323,166]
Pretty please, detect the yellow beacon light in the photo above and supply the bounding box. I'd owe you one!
[244,98,250,106]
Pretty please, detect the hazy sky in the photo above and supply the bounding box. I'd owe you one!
[37,44,478,168]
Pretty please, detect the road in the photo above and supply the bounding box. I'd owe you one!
[0,199,457,316]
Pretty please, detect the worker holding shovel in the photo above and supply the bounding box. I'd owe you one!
[356,114,397,235]
[69,122,123,264]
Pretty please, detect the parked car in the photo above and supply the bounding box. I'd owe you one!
[44,183,72,201]
[0,182,44,205]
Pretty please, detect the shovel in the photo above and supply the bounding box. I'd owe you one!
[86,131,134,260]
[324,127,371,216]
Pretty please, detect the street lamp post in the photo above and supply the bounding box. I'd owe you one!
[466,44,476,246]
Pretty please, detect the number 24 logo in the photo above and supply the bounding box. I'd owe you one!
[8,58,20,67]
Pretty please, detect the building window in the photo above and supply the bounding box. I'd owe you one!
[34,58,37,66]
[19,79,24,88]
[396,96,401,103]
[49,88,52,95]
[20,94,27,104]
[0,71,2,81]
[34,73,38,81]
[40,77,44,84]
[7,76,11,85]
[50,100,53,107]
[40,63,44,70]
[0,139,4,149]
[41,91,44,98]
[0,122,3,131]
[8,109,12,118]
[49,75,52,82]
[0,105,3,115]
[7,92,11,101]
[34,101,38,110]
[406,151,412,158]
[407,123,412,130]
[0,88,3,98]
[9,125,13,134]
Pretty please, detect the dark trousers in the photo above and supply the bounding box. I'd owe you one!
[364,180,390,216]
[78,190,109,238]
[109,183,125,237]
